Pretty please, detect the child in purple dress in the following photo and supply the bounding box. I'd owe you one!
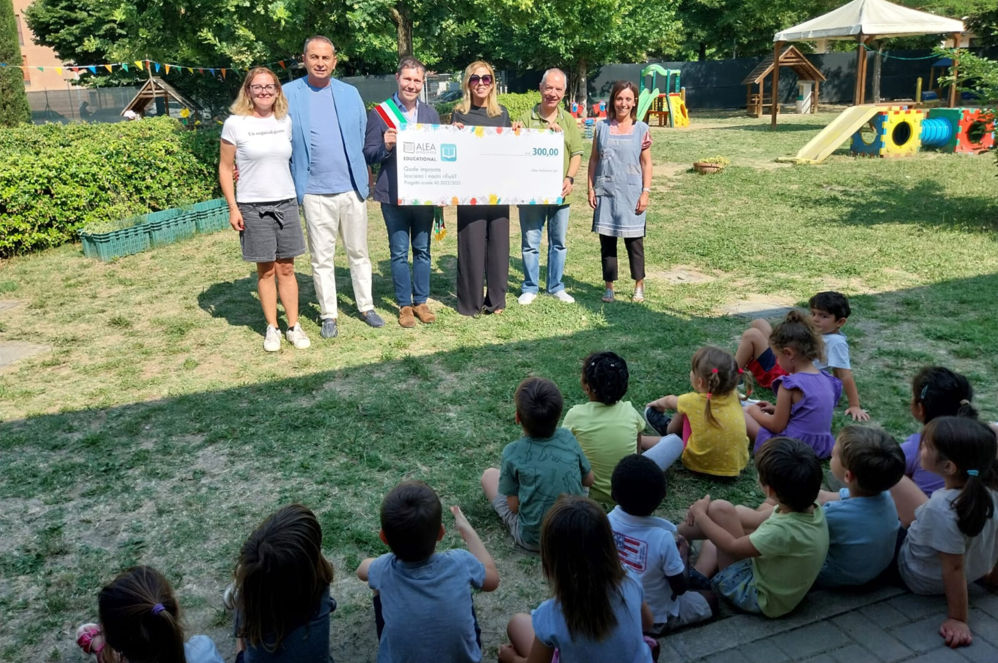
[745,310,841,459]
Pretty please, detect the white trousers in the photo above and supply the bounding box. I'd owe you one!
[301,192,373,319]
[643,434,684,472]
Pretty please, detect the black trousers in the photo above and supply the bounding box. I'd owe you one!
[599,234,645,282]
[456,205,510,315]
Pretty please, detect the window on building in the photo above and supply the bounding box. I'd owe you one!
[16,14,24,46]
[23,55,30,85]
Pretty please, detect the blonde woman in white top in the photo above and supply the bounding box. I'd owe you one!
[220,67,310,352]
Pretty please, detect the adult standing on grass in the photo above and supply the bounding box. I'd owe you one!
[587,80,652,303]
[516,69,584,306]
[284,36,384,340]
[220,67,311,353]
[364,56,440,329]
[451,61,512,316]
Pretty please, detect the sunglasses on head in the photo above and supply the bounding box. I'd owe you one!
[469,74,493,86]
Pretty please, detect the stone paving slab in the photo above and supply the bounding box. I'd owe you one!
[661,583,998,663]
[0,341,51,371]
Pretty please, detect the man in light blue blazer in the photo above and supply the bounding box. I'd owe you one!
[284,36,384,339]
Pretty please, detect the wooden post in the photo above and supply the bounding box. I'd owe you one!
[949,33,961,108]
[771,40,782,130]
[854,36,864,105]
[813,80,820,113]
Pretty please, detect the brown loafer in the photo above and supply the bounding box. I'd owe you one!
[413,303,436,324]
[398,306,416,328]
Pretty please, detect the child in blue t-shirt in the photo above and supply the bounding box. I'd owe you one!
[814,426,905,587]
[809,291,869,421]
[357,480,500,663]
[498,495,657,663]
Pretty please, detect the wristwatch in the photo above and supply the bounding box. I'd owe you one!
[566,176,575,184]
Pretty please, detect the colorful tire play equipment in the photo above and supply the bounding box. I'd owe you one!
[850,107,924,158]
[922,108,996,154]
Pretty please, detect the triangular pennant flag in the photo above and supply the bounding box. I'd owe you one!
[55,67,63,75]
[220,68,226,79]
[198,68,204,74]
[209,68,215,76]
[164,64,170,74]
[70,67,79,73]
[37,66,44,72]
[88,66,96,74]
[0,63,6,68]
[154,62,161,73]
[278,61,286,70]
[104,64,113,72]
[187,67,193,74]
[135,60,144,71]
[122,63,129,72]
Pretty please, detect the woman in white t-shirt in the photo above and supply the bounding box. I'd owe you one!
[220,67,310,352]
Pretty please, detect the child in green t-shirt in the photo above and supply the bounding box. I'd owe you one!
[481,377,594,551]
[562,352,647,503]
[677,437,829,618]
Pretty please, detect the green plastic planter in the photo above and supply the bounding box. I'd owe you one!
[80,225,151,262]
[148,212,197,247]
[194,199,230,234]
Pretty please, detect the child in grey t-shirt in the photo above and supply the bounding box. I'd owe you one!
[357,481,500,663]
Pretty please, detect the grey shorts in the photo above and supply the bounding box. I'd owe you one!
[490,494,540,552]
[649,591,714,635]
[238,198,306,263]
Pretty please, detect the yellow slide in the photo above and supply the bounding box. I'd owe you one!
[793,105,881,164]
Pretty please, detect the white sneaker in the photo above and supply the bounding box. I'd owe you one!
[263,325,281,352]
[286,324,311,349]
[550,290,575,303]
[518,292,537,305]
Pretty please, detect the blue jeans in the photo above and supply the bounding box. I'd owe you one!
[381,204,433,308]
[519,204,569,295]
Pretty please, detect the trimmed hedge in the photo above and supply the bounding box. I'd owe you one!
[498,91,542,122]
[0,118,220,256]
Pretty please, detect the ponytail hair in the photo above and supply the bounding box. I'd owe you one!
[924,416,998,537]
[97,566,188,663]
[912,367,975,424]
[769,309,824,363]
[690,346,744,426]
[582,351,630,406]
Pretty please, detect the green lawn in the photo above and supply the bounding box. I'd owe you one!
[1,110,997,662]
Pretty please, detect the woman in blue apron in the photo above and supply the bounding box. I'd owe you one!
[586,81,653,303]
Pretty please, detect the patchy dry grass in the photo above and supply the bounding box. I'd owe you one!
[1,111,998,662]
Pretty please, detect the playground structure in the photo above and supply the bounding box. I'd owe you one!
[791,105,995,163]
[637,64,689,128]
[742,46,825,118]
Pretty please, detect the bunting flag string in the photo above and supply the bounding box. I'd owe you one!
[0,56,298,77]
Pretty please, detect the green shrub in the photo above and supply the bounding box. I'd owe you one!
[497,91,542,121]
[433,100,460,117]
[0,118,220,256]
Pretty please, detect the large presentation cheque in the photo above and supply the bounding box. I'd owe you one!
[396,124,565,206]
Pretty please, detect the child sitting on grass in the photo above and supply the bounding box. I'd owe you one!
[562,352,648,503]
[814,426,905,587]
[678,437,829,618]
[644,346,749,478]
[890,417,998,649]
[357,480,499,663]
[76,566,224,663]
[230,504,336,663]
[499,495,658,663]
[734,291,867,421]
[608,454,717,633]
[745,310,841,459]
[902,366,976,497]
[481,377,594,551]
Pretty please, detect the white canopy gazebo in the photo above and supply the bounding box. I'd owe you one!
[769,0,965,128]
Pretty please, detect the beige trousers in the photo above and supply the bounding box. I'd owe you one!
[301,192,373,319]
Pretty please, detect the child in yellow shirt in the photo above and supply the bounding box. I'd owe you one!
[644,346,750,478]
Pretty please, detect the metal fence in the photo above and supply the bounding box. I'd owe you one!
[27,86,141,124]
